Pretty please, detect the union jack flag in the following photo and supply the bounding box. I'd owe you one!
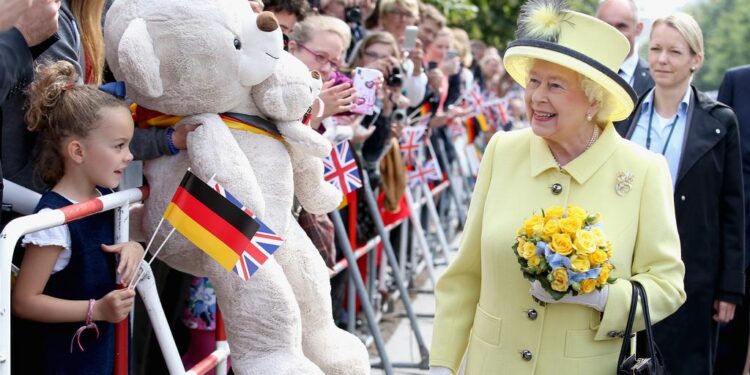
[407,159,442,188]
[323,141,362,195]
[208,177,284,281]
[399,126,426,165]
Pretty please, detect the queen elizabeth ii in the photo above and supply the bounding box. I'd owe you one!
[429,1,686,374]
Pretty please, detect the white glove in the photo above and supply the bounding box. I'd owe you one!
[530,280,609,312]
[429,366,454,375]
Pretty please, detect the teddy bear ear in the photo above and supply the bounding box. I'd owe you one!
[118,18,164,98]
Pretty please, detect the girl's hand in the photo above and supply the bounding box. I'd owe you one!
[319,80,357,118]
[94,289,136,323]
[171,123,201,150]
[101,241,144,286]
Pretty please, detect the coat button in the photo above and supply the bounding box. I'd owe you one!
[521,350,533,361]
[716,128,721,134]
[526,308,538,320]
[551,183,563,195]
[681,195,686,201]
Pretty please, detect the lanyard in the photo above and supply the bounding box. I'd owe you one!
[645,101,679,155]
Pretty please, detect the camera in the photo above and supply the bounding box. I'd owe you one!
[391,109,407,122]
[386,66,404,88]
[345,6,362,24]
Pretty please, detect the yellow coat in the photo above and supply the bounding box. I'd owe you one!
[430,124,686,374]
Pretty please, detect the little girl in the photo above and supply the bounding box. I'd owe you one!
[11,61,144,374]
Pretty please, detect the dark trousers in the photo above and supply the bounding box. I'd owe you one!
[715,267,750,374]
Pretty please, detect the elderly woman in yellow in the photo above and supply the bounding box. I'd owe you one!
[428,1,686,374]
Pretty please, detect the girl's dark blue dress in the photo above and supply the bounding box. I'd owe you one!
[28,189,117,374]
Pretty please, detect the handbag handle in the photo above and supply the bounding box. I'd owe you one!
[616,281,658,368]
[617,281,639,365]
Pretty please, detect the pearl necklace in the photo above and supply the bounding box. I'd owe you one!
[553,126,601,169]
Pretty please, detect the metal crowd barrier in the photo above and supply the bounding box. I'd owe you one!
[0,187,230,375]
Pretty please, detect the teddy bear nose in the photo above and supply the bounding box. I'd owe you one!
[257,11,279,32]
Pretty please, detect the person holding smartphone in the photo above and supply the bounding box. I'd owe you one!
[288,15,359,132]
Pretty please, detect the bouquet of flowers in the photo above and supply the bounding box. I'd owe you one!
[512,205,615,300]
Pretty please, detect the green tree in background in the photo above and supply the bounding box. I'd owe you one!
[425,0,599,50]
[687,0,750,91]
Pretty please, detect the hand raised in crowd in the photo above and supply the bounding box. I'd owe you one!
[389,118,404,139]
[427,66,444,93]
[399,36,424,76]
[94,288,136,323]
[14,0,60,47]
[318,79,358,118]
[101,241,145,286]
[0,0,32,32]
[248,0,263,13]
[713,300,736,323]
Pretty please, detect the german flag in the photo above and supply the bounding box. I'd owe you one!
[164,171,260,272]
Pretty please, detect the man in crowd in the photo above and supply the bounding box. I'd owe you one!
[717,65,750,375]
[263,0,311,36]
[596,0,653,95]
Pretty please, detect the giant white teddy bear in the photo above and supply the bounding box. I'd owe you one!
[104,0,368,374]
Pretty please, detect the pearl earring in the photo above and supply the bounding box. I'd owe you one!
[586,113,593,121]
[690,67,696,72]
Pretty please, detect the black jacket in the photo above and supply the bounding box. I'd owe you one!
[617,86,745,374]
[631,57,655,97]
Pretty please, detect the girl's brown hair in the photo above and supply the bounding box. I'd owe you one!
[69,0,106,84]
[25,61,126,185]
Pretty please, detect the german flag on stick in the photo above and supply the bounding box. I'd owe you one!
[164,171,260,272]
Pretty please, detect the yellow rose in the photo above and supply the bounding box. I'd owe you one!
[550,267,569,292]
[528,255,541,267]
[574,230,597,255]
[524,215,545,237]
[544,206,564,221]
[551,233,574,256]
[598,265,611,286]
[542,219,560,241]
[589,249,608,266]
[580,278,598,294]
[558,217,582,235]
[520,241,537,259]
[570,255,591,272]
[567,205,588,222]
[591,227,606,244]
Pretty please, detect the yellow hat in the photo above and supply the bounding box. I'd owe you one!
[503,0,637,122]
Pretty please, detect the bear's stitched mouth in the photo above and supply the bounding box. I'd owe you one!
[265,52,279,60]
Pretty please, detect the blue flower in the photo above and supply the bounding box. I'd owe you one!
[546,252,572,269]
[536,241,548,256]
[569,267,602,283]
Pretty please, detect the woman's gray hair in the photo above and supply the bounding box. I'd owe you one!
[520,58,615,125]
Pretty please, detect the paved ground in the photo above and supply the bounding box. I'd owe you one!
[369,246,456,374]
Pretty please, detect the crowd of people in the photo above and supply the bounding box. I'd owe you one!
[0,0,749,373]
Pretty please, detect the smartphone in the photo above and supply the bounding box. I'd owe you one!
[444,49,459,61]
[403,25,419,51]
[427,61,439,70]
[351,67,381,115]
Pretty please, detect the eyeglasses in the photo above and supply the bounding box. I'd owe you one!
[388,10,415,20]
[297,43,341,70]
[363,50,392,60]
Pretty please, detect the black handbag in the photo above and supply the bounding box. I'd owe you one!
[617,281,667,375]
